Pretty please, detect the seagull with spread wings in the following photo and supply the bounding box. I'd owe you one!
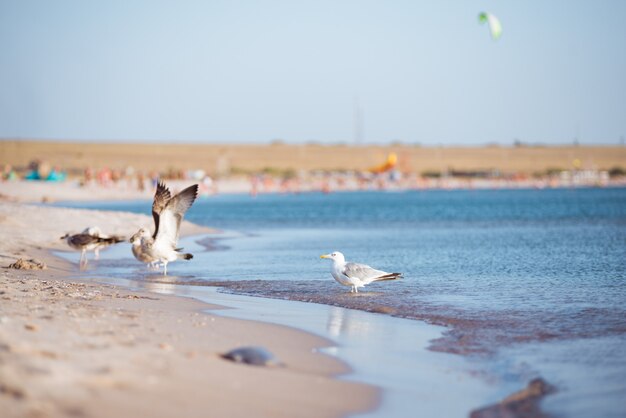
[132,181,198,275]
[320,251,402,293]
[129,181,171,268]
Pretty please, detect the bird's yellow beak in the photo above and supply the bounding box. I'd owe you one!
[320,254,330,259]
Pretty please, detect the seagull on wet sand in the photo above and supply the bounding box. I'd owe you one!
[129,225,184,269]
[61,227,125,266]
[320,251,402,293]
[133,181,198,275]
[129,182,171,268]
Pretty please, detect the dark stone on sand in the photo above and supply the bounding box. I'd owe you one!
[7,258,47,270]
[0,383,25,399]
[220,346,281,367]
[470,378,557,418]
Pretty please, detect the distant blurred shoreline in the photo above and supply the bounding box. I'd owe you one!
[1,140,625,201]
[1,178,625,205]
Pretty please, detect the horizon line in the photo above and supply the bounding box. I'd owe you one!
[1,137,624,148]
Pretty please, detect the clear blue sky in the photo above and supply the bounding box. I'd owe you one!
[1,0,625,145]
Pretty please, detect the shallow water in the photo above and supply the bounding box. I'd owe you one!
[68,189,626,350]
[60,188,626,417]
[90,277,512,418]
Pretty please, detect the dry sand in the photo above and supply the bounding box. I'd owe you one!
[0,179,163,203]
[2,140,625,174]
[0,178,251,203]
[0,201,377,417]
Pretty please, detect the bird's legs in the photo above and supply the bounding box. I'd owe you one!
[94,248,100,260]
[163,261,168,276]
[147,261,166,272]
[79,249,87,268]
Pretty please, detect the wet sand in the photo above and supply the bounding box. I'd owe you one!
[0,201,377,418]
[185,278,626,356]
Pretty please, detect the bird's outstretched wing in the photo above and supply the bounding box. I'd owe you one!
[152,181,172,239]
[342,262,401,284]
[155,184,199,249]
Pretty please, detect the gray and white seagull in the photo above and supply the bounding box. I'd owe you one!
[61,226,125,266]
[131,181,198,275]
[129,181,171,268]
[320,251,402,293]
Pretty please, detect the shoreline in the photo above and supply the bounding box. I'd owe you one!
[50,245,565,418]
[59,231,567,418]
[0,201,379,418]
[2,179,626,206]
[0,198,540,418]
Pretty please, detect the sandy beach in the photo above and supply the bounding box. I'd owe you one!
[3,140,626,174]
[0,200,377,418]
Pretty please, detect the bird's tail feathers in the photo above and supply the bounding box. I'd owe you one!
[97,236,125,245]
[374,272,402,282]
[177,253,193,260]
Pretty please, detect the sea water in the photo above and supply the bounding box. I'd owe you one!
[62,188,626,417]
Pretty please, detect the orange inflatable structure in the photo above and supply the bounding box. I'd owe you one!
[368,153,398,174]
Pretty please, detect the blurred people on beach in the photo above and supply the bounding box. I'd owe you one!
[23,160,66,181]
[2,156,624,196]
[1,164,17,181]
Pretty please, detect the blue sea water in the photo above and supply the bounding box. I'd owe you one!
[61,187,626,417]
[74,188,626,344]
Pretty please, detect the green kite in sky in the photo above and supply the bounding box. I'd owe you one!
[478,12,502,40]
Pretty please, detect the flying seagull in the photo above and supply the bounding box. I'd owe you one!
[61,226,125,266]
[133,181,198,275]
[320,251,402,293]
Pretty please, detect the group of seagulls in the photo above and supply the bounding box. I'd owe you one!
[61,181,198,275]
[61,181,402,291]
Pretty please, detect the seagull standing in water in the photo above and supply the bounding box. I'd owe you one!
[61,227,124,266]
[82,227,123,260]
[129,227,158,268]
[133,181,198,275]
[320,251,402,293]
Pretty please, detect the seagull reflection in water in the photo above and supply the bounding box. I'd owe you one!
[326,306,374,338]
[135,278,179,295]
